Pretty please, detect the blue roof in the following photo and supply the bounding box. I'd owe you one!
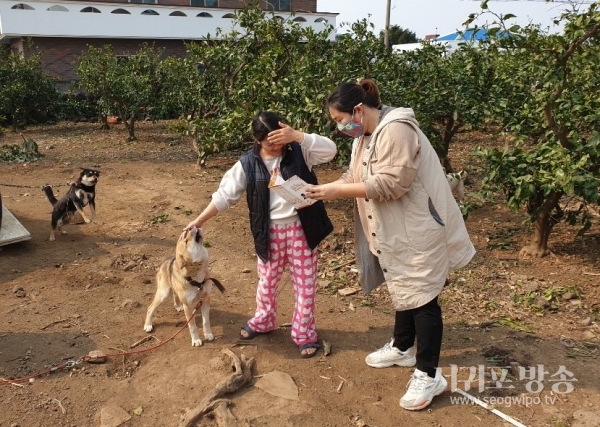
[435,29,491,42]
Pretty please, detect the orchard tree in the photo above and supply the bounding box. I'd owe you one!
[374,40,495,172]
[180,3,494,170]
[185,4,340,165]
[75,43,166,140]
[72,45,114,128]
[475,1,600,257]
[158,56,203,120]
[0,47,57,131]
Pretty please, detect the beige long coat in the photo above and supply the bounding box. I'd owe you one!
[348,107,475,311]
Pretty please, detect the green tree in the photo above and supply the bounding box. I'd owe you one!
[72,45,113,128]
[379,25,418,47]
[75,43,166,140]
[475,1,600,257]
[158,56,203,120]
[172,3,482,170]
[185,4,342,165]
[0,47,57,131]
[371,40,494,172]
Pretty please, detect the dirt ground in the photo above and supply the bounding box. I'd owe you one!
[1,122,599,427]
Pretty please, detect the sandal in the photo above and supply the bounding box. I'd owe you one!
[299,342,320,359]
[240,324,261,340]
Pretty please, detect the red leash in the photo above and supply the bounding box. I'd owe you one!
[1,301,203,385]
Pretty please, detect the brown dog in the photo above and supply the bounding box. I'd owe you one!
[143,227,224,346]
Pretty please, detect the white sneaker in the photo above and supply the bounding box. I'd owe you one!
[400,368,447,411]
[365,338,416,368]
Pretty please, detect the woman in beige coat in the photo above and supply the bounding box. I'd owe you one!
[305,79,475,411]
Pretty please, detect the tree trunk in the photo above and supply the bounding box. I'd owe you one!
[519,191,563,258]
[99,113,109,130]
[437,115,461,173]
[121,116,136,141]
[127,117,136,141]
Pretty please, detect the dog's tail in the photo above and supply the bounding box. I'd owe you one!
[42,185,58,206]
[208,278,226,294]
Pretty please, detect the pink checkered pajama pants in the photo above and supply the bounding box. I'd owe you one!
[247,220,319,346]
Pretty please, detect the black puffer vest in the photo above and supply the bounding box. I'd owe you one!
[240,142,334,263]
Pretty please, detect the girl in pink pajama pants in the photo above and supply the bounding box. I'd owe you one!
[185,111,336,358]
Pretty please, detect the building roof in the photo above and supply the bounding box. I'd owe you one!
[0,0,337,42]
[435,28,497,42]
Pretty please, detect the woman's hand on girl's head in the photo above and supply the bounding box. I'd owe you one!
[267,122,304,146]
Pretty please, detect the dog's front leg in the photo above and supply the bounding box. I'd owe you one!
[89,200,98,224]
[57,217,67,236]
[182,302,203,347]
[172,293,184,312]
[200,294,214,342]
[74,203,92,224]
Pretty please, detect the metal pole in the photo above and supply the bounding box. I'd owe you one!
[384,0,391,49]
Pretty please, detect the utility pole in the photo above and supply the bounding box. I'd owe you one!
[384,0,391,49]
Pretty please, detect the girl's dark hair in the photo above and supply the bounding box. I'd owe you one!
[326,78,381,114]
[251,111,282,142]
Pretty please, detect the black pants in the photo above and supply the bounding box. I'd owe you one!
[393,295,443,378]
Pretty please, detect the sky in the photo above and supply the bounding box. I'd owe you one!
[316,0,590,39]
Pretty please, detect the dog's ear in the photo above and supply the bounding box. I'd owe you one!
[179,229,189,241]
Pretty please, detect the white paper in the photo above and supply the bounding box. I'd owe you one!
[268,169,316,210]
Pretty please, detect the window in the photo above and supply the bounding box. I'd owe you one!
[190,0,218,6]
[292,17,306,22]
[222,13,234,18]
[141,9,159,15]
[130,0,156,4]
[81,6,101,13]
[196,12,213,17]
[11,3,35,10]
[111,8,131,14]
[169,11,187,16]
[265,0,290,12]
[314,17,327,23]
[47,5,68,11]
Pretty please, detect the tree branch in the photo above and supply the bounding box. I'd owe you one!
[179,349,255,427]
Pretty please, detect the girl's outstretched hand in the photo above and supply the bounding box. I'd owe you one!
[183,220,202,236]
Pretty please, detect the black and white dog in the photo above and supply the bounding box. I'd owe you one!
[42,168,100,241]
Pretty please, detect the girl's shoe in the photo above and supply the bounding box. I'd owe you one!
[299,342,320,358]
[240,324,261,340]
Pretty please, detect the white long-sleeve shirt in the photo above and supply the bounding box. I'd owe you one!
[211,133,337,224]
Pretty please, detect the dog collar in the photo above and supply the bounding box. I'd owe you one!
[186,277,206,289]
